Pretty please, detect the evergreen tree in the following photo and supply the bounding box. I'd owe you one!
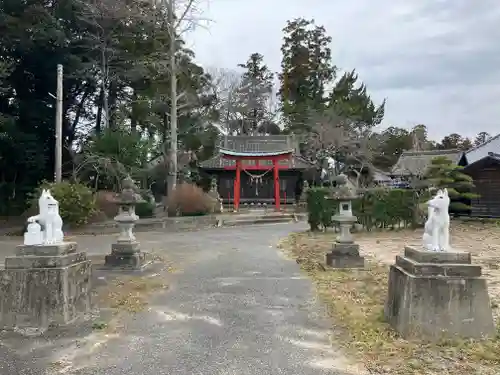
[235,53,274,134]
[328,70,385,129]
[278,18,385,135]
[473,132,491,147]
[278,18,335,132]
[425,156,479,213]
[438,133,473,150]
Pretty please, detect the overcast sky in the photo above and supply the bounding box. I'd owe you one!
[186,0,500,141]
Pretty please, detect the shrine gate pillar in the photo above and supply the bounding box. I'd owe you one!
[273,159,280,211]
[233,159,241,211]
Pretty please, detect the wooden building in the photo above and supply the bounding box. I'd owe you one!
[463,152,500,217]
[462,134,500,217]
[199,135,313,210]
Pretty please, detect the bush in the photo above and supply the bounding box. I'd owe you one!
[355,188,418,230]
[307,187,423,231]
[29,181,96,226]
[165,183,212,216]
[94,190,119,218]
[306,187,335,231]
[135,201,155,218]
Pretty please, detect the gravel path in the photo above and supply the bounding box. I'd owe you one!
[1,224,357,375]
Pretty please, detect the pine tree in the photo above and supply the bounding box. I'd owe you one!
[328,70,385,128]
[425,156,479,213]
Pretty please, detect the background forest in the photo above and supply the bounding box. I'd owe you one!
[0,0,492,217]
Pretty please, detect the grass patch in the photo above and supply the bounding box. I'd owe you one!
[280,231,500,375]
[96,274,168,314]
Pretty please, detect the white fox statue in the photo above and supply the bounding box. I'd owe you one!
[24,189,64,245]
[422,188,450,252]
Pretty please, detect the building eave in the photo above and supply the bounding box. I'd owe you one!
[219,148,295,157]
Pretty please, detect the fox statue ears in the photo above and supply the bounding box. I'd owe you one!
[436,188,448,196]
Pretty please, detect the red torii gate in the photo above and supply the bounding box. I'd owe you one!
[219,148,294,212]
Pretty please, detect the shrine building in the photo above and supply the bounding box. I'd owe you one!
[199,135,313,211]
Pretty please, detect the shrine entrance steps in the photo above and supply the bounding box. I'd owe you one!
[218,210,304,227]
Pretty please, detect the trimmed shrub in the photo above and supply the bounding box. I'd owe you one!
[135,201,155,218]
[29,181,96,226]
[306,187,334,231]
[165,183,212,217]
[307,187,424,231]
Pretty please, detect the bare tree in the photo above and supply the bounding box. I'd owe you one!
[206,67,243,133]
[344,130,378,187]
[157,0,208,194]
[303,108,379,187]
[303,109,351,173]
[76,0,155,132]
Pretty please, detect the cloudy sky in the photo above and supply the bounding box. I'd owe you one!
[186,0,500,141]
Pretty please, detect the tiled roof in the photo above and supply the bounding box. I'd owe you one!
[219,148,295,157]
[219,135,300,153]
[200,135,312,170]
[200,154,313,170]
[391,149,464,176]
[465,134,500,165]
[464,152,500,169]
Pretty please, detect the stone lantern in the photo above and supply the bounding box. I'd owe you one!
[207,176,223,213]
[325,174,365,268]
[104,176,149,270]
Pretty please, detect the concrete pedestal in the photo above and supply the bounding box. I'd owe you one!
[326,242,365,268]
[0,242,92,332]
[384,246,495,340]
[103,241,149,270]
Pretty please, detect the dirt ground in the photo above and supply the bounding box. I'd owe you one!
[281,220,500,375]
[356,221,500,321]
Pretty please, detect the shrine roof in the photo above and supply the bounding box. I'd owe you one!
[219,148,295,157]
[199,134,314,170]
[218,135,299,154]
[199,153,313,170]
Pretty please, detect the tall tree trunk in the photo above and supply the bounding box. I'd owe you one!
[130,91,138,134]
[108,82,118,130]
[101,44,109,130]
[96,87,103,135]
[69,83,93,143]
[166,0,177,196]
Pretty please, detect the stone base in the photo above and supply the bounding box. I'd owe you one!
[384,246,495,340]
[326,242,365,268]
[103,242,150,270]
[0,242,91,332]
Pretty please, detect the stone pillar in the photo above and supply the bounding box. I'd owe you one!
[0,242,91,332]
[104,177,150,270]
[384,245,495,340]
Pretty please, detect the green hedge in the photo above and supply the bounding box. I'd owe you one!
[306,187,426,231]
[135,201,155,218]
[306,187,334,231]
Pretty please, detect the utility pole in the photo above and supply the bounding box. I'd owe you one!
[55,64,63,183]
[166,0,177,194]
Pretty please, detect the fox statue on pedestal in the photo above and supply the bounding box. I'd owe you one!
[24,189,64,246]
[422,188,450,252]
